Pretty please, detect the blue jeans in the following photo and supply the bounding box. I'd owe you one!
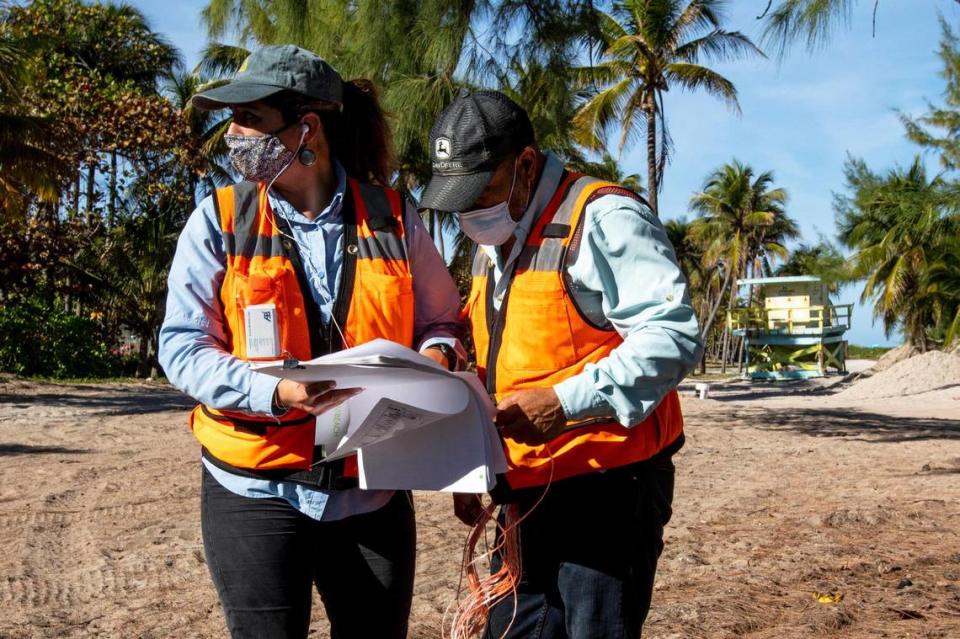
[484,449,677,639]
[200,467,416,639]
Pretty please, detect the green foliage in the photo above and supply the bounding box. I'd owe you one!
[196,0,606,190]
[846,344,894,359]
[901,17,960,173]
[665,216,708,294]
[0,216,92,300]
[775,237,852,293]
[0,0,212,377]
[1,0,195,222]
[761,0,857,55]
[574,0,763,214]
[0,294,122,378]
[835,155,960,348]
[689,159,798,341]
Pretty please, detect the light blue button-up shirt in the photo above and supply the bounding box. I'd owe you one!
[481,152,703,426]
[159,162,465,521]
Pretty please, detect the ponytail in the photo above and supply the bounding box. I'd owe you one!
[322,80,395,186]
[265,80,396,186]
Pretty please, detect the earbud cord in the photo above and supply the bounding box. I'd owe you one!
[262,125,350,349]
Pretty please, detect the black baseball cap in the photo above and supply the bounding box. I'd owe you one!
[420,89,535,212]
[192,45,343,111]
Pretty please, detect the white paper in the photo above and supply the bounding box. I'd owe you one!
[359,396,494,492]
[314,401,350,449]
[323,398,450,461]
[248,339,506,492]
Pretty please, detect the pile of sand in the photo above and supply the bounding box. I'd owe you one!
[837,349,960,401]
[858,344,920,377]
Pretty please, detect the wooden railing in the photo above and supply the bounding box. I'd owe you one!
[727,304,852,334]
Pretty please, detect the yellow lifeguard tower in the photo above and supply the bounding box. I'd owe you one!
[727,275,852,380]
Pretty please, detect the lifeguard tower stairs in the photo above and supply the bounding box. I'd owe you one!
[727,275,852,380]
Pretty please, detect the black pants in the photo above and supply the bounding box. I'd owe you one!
[200,467,416,639]
[484,452,676,639]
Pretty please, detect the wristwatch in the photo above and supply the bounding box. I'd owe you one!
[426,343,457,371]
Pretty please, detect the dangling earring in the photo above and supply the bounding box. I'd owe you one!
[299,148,316,166]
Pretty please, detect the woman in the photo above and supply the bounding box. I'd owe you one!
[158,44,464,639]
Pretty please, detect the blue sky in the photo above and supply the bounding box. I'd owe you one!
[131,0,960,346]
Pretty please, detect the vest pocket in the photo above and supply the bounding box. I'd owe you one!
[350,271,415,346]
[230,270,287,359]
[499,280,579,373]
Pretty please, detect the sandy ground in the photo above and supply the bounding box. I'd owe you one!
[0,372,958,638]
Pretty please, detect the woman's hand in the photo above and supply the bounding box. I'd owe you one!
[420,347,448,369]
[274,379,363,416]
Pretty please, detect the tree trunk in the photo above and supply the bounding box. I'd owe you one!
[700,263,736,341]
[720,327,730,373]
[696,295,711,374]
[718,255,745,374]
[109,151,117,227]
[149,330,160,379]
[136,334,150,378]
[644,96,658,217]
[71,166,81,218]
[85,161,96,220]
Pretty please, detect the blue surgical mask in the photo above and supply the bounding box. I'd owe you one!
[459,160,520,246]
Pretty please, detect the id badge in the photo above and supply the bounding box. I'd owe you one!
[244,303,281,359]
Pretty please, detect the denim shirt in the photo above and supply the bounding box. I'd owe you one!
[481,152,703,427]
[159,162,465,521]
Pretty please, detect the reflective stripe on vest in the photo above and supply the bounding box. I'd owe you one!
[465,172,684,489]
[190,179,414,471]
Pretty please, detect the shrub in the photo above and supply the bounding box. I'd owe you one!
[0,295,121,378]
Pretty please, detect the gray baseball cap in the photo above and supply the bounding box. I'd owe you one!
[420,89,535,212]
[192,44,343,110]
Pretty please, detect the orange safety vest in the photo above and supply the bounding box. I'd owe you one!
[190,178,415,473]
[464,171,684,489]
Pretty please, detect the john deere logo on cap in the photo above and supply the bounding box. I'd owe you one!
[435,137,452,160]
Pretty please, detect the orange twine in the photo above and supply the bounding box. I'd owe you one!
[446,455,555,639]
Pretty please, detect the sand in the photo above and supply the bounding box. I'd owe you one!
[0,376,958,638]
[837,350,960,402]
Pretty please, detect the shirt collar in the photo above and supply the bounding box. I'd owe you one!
[268,160,347,225]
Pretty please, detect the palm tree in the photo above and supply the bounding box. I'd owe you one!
[775,239,851,293]
[198,1,606,190]
[836,156,958,350]
[0,40,64,219]
[761,0,857,55]
[923,237,960,348]
[575,152,646,193]
[665,216,707,291]
[2,0,181,221]
[573,0,763,216]
[690,160,796,344]
[900,17,960,174]
[164,69,234,201]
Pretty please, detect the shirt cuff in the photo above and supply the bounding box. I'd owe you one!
[553,373,612,422]
[250,373,283,416]
[419,337,467,371]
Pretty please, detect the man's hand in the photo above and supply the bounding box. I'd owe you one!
[453,493,486,526]
[274,379,363,416]
[495,387,567,446]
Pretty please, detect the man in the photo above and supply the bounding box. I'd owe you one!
[421,89,703,638]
